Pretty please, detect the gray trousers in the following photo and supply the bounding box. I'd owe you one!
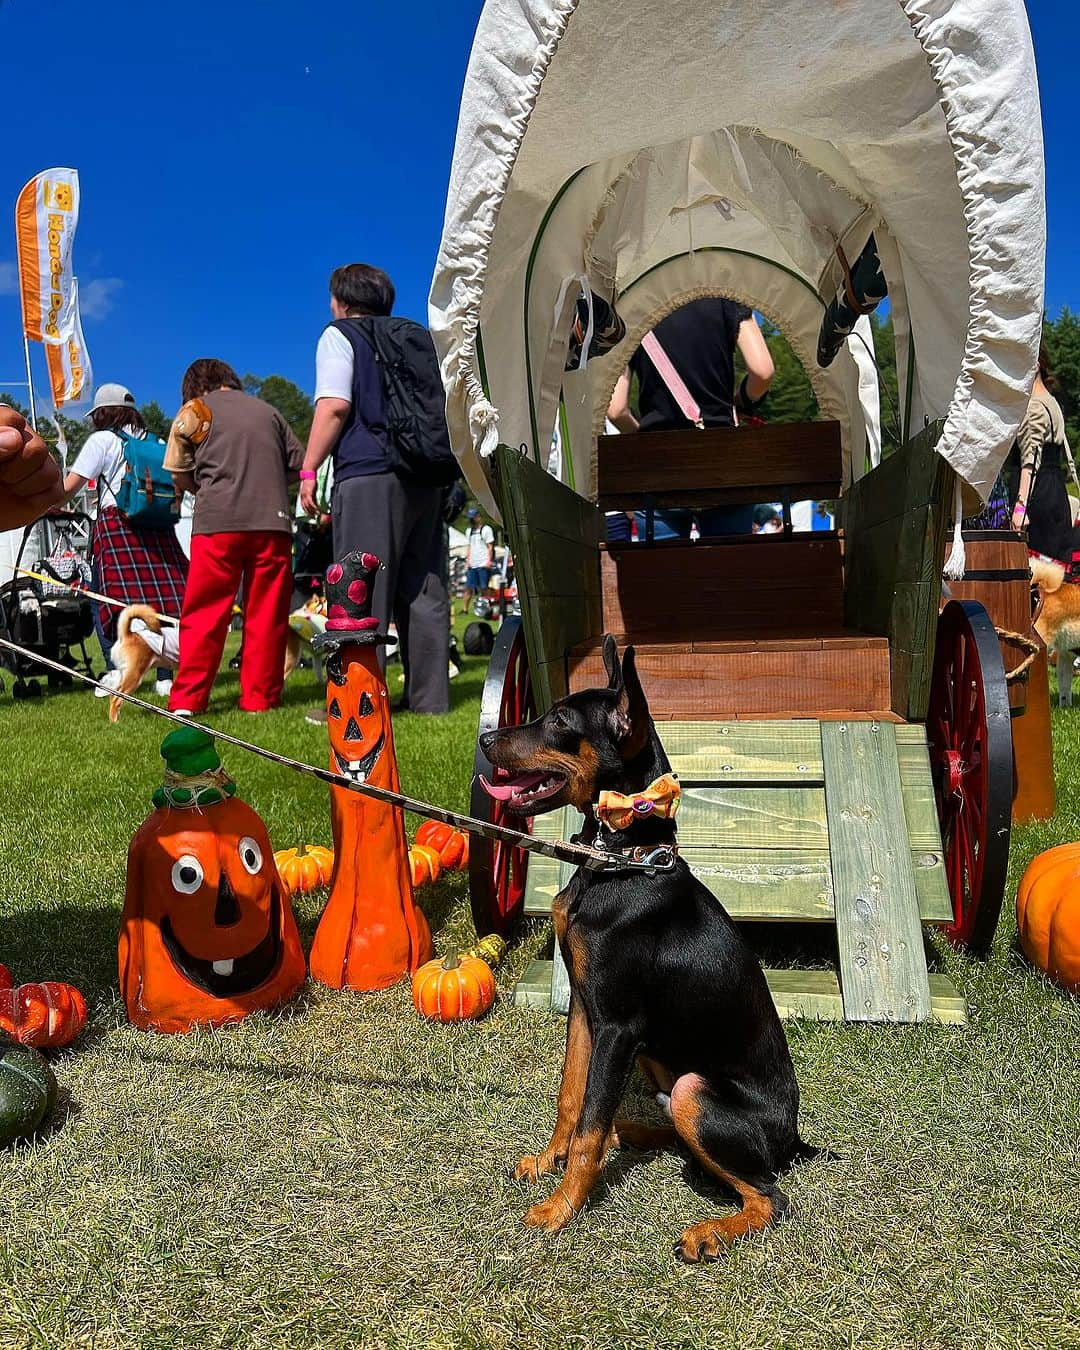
[332,471,450,714]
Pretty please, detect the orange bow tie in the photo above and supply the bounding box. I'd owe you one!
[596,774,681,831]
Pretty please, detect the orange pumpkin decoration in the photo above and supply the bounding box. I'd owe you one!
[408,843,442,888]
[119,727,307,1033]
[415,821,469,871]
[412,952,496,1022]
[308,552,432,991]
[1016,844,1080,992]
[274,845,335,895]
[0,982,87,1048]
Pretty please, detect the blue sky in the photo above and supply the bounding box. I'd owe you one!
[0,0,1074,415]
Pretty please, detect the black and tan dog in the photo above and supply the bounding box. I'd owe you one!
[480,636,819,1261]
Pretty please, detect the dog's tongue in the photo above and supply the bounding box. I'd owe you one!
[479,771,549,802]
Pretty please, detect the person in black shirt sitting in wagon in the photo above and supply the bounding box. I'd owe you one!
[607,298,774,540]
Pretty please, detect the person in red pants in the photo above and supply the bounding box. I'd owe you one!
[164,359,303,714]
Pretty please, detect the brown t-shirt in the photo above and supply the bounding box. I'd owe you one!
[168,388,304,536]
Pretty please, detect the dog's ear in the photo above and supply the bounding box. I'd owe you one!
[610,645,651,760]
[602,633,622,692]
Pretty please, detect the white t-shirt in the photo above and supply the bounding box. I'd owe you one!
[314,326,355,402]
[71,430,128,504]
[467,524,495,568]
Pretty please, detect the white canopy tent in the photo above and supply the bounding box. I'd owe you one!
[430,0,1045,516]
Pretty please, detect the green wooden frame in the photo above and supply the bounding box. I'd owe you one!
[492,443,603,711]
[841,421,952,722]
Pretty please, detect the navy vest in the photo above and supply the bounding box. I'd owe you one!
[329,319,389,481]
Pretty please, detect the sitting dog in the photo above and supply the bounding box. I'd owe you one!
[480,636,818,1261]
[1030,557,1080,707]
[108,604,300,723]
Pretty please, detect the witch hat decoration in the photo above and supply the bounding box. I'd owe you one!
[313,551,388,653]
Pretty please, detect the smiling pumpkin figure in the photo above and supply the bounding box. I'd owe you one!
[119,727,306,1033]
[308,551,432,991]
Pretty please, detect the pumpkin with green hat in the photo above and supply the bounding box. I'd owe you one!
[118,728,306,1033]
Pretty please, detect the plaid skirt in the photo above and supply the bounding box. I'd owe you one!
[92,506,188,642]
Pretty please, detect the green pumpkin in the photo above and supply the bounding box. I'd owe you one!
[0,1040,57,1146]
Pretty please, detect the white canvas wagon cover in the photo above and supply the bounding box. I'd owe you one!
[430,0,1045,513]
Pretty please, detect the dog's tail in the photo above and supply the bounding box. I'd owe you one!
[115,603,162,644]
[1030,557,1066,595]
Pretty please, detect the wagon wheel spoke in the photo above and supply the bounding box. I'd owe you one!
[928,601,1012,956]
[469,618,536,935]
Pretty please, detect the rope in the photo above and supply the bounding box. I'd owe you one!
[0,635,675,878]
[995,627,1040,684]
[942,477,966,582]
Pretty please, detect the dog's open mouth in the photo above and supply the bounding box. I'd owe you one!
[333,735,385,785]
[480,766,567,811]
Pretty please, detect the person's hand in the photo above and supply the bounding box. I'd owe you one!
[0,406,64,531]
[1011,503,1027,531]
[317,512,331,533]
[299,477,318,517]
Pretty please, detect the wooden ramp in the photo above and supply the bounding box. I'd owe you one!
[513,719,965,1025]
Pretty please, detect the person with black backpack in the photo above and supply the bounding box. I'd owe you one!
[60,383,188,692]
[300,263,457,716]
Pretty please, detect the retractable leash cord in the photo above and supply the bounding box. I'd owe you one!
[0,637,676,877]
[1,564,180,625]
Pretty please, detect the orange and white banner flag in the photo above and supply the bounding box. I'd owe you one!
[45,279,92,409]
[15,168,81,343]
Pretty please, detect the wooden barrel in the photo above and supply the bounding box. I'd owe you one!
[946,531,1033,716]
[944,529,1055,822]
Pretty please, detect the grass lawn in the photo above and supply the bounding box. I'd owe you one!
[1,631,1078,1350]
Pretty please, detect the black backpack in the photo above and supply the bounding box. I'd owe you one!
[336,316,461,488]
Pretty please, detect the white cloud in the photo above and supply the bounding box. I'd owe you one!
[0,265,124,318]
[79,277,124,320]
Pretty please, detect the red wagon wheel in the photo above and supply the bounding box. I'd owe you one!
[926,600,1013,955]
[469,617,536,935]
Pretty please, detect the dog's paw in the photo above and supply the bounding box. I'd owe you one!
[523,1191,575,1233]
[674,1219,735,1263]
[513,1151,562,1184]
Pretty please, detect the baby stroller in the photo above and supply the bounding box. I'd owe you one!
[0,513,97,699]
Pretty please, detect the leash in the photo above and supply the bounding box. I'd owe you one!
[1,563,180,625]
[0,636,676,877]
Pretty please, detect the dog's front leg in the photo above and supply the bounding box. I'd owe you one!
[1060,638,1073,708]
[514,991,590,1183]
[523,1025,637,1232]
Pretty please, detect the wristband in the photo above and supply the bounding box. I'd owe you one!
[735,373,766,415]
[299,470,317,482]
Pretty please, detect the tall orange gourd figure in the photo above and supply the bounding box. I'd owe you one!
[308,552,433,990]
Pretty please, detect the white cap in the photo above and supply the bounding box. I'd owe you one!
[86,383,137,418]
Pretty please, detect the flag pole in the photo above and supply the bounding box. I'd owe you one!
[21,335,37,429]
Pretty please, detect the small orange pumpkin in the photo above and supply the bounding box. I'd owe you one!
[408,843,442,888]
[0,982,87,1048]
[415,821,469,871]
[274,845,335,895]
[412,952,496,1022]
[1017,844,1080,991]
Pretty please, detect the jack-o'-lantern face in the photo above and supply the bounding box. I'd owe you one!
[119,797,306,1034]
[325,647,393,789]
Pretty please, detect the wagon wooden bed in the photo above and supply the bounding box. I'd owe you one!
[429,0,1046,1024]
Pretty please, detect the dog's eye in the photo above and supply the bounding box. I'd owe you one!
[550,708,570,730]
